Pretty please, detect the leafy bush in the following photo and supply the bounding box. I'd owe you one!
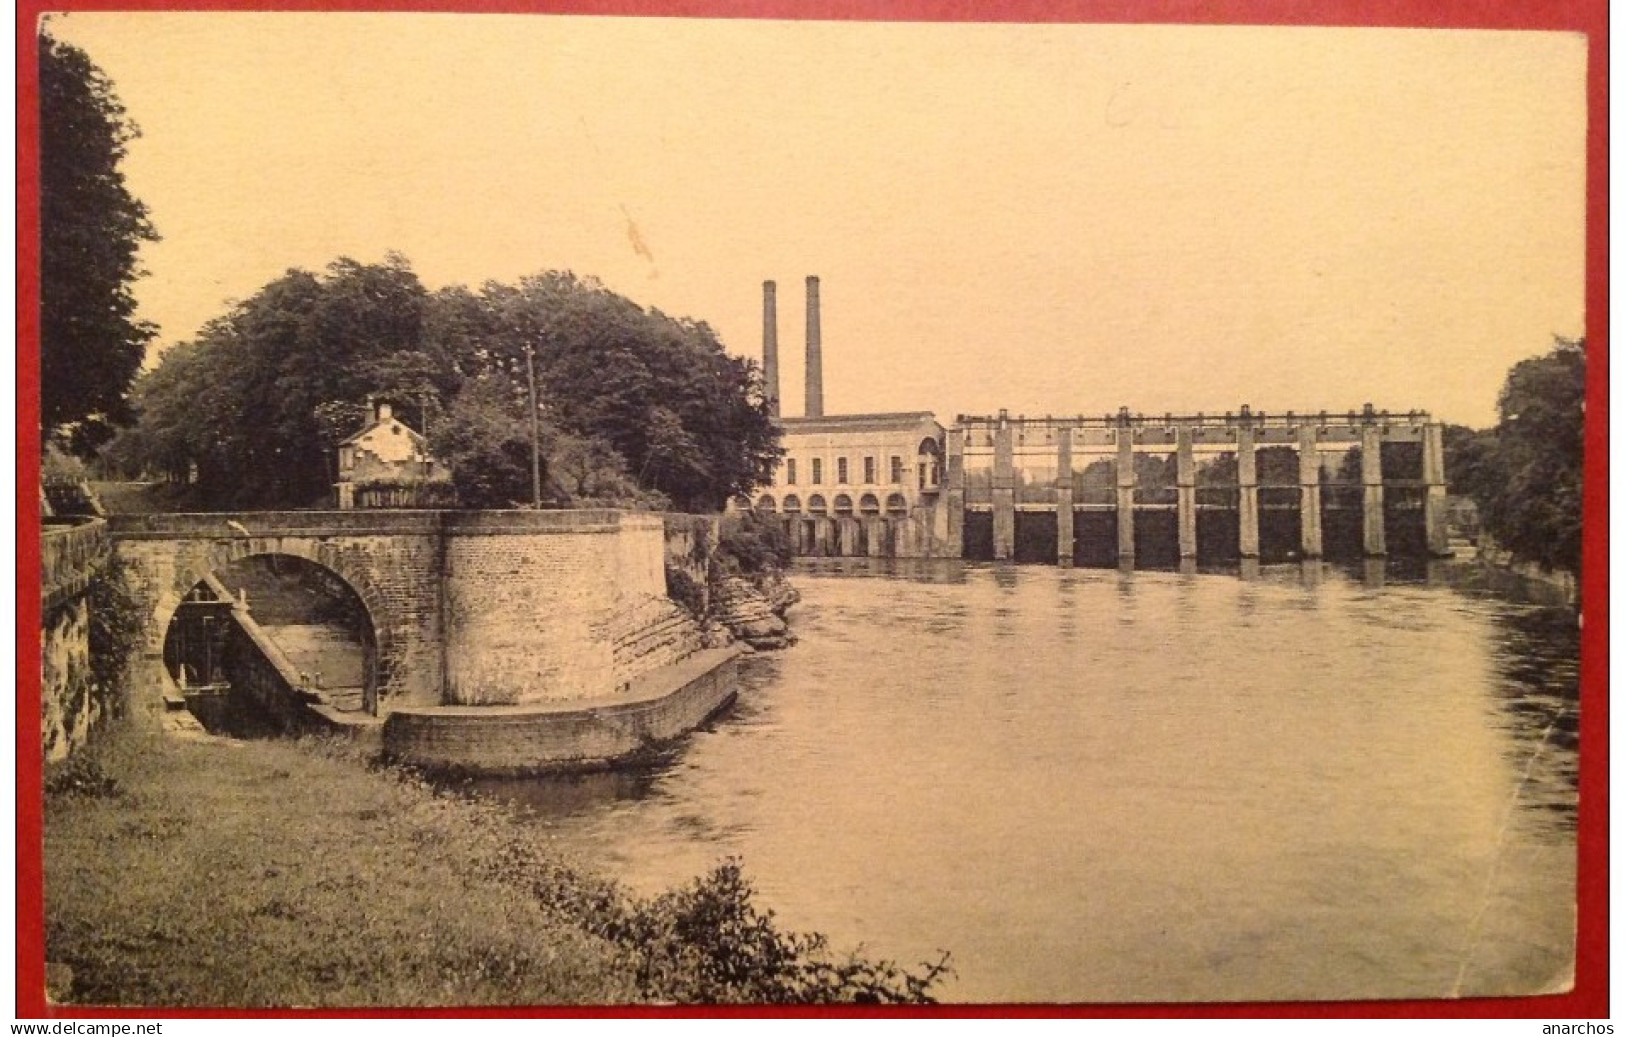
[44,749,119,798]
[616,860,951,1004]
[351,474,459,509]
[666,565,707,620]
[716,511,792,575]
[351,473,453,492]
[86,548,143,718]
[42,445,102,516]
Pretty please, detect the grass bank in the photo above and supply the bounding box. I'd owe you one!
[45,708,949,1007]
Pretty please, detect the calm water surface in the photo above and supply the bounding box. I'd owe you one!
[467,559,1578,1003]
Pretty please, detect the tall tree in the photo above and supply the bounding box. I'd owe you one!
[432,271,781,512]
[1473,338,1586,574]
[125,255,442,506]
[39,30,159,448]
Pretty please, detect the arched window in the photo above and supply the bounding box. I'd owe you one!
[756,494,777,512]
[917,437,943,490]
[833,493,854,516]
[858,493,881,516]
[782,494,802,514]
[885,493,908,516]
[807,494,828,515]
[731,494,752,511]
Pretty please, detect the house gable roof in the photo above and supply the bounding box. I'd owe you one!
[340,415,427,448]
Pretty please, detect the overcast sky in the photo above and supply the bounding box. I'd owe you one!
[46,13,1586,428]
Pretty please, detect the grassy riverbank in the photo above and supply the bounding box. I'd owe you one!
[45,719,641,1006]
[44,706,949,1008]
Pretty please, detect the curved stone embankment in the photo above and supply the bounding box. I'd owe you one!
[712,572,799,650]
[382,646,743,774]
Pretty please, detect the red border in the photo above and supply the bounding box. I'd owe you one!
[15,0,1608,1019]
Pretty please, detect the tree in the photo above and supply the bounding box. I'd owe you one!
[119,258,780,512]
[429,375,537,508]
[40,30,159,447]
[429,271,780,512]
[1470,338,1586,574]
[122,255,442,507]
[1440,423,1500,501]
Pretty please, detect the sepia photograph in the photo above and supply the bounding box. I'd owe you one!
[27,3,1599,1014]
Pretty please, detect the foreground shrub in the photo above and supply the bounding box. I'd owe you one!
[618,860,952,1004]
[665,565,707,620]
[717,511,792,575]
[87,548,143,714]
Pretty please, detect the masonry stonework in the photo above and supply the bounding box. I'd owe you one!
[111,513,444,708]
[41,520,111,763]
[112,510,705,716]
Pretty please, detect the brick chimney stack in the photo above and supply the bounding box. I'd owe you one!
[805,275,823,418]
[762,280,780,418]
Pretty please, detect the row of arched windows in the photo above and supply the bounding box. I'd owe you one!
[734,492,910,517]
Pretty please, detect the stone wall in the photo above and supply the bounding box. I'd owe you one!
[441,511,695,705]
[113,509,728,714]
[384,647,742,774]
[221,607,327,734]
[662,513,718,617]
[41,596,95,764]
[40,520,109,762]
[111,512,445,708]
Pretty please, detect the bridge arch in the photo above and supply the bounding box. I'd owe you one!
[163,552,382,715]
[146,540,395,713]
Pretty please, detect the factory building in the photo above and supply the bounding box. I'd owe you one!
[735,279,1448,564]
[732,277,952,557]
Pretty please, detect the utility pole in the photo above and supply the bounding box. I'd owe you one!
[419,389,432,479]
[523,342,542,508]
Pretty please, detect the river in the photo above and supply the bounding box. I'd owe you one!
[463,558,1579,1004]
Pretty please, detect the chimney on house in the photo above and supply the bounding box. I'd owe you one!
[762,280,780,418]
[378,401,393,422]
[805,275,823,418]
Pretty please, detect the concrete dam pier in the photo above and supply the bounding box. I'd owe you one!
[743,404,1450,565]
[951,405,1450,565]
[111,509,742,772]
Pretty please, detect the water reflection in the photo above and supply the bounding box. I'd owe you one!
[460,558,1578,1003]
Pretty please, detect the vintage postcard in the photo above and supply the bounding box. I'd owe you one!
[27,4,1601,1016]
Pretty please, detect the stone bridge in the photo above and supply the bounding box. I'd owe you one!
[109,510,688,715]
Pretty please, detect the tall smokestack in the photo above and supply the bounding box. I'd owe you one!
[762,281,780,418]
[805,275,823,418]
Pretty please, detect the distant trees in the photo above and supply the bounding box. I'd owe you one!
[40,30,159,453]
[1448,338,1586,575]
[115,258,781,512]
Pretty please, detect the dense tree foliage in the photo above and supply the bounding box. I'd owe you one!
[114,256,434,506]
[1451,339,1586,574]
[40,31,159,451]
[114,258,780,512]
[442,272,779,511]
